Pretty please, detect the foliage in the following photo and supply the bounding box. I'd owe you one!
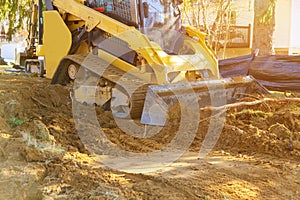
[258,0,276,24]
[0,0,32,41]
[9,116,28,128]
[182,0,232,53]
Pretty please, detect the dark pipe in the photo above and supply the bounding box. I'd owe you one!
[38,0,43,45]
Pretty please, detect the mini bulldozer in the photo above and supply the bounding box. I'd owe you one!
[23,0,269,126]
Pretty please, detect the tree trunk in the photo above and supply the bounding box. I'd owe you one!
[252,0,276,56]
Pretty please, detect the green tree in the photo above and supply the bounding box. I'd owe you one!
[0,0,31,41]
[252,0,276,56]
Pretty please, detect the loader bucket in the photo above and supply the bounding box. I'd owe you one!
[141,76,269,126]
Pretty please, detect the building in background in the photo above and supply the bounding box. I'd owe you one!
[232,0,300,55]
[183,0,300,57]
[273,0,300,55]
[0,21,27,62]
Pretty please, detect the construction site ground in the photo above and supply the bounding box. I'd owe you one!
[0,66,300,199]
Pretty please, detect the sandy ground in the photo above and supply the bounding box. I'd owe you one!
[0,68,300,199]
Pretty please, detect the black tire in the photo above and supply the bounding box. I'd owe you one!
[38,60,45,77]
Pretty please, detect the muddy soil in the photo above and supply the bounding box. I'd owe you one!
[0,70,300,199]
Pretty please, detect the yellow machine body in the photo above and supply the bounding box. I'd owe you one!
[43,11,72,78]
[26,0,268,125]
[40,0,218,84]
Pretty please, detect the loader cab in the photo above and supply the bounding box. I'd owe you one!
[96,0,183,34]
[94,0,185,56]
[40,0,217,83]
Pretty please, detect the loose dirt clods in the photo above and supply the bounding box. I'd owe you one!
[0,72,299,199]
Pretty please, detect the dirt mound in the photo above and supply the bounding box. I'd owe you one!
[1,73,300,199]
[0,74,86,153]
[72,94,300,162]
[1,73,299,160]
[187,98,300,159]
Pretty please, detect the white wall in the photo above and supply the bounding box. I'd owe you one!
[0,43,25,62]
[289,0,300,54]
[231,0,253,26]
[273,0,291,48]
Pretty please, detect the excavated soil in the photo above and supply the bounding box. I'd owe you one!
[0,70,300,199]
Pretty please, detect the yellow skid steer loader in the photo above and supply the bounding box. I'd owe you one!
[24,0,269,126]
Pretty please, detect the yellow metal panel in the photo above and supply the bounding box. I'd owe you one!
[97,50,154,83]
[51,0,218,83]
[43,11,72,79]
[75,42,89,54]
[68,21,85,32]
[36,45,45,56]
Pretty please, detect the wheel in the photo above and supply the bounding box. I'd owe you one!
[38,60,45,77]
[24,60,31,74]
[67,63,79,80]
[24,59,44,77]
